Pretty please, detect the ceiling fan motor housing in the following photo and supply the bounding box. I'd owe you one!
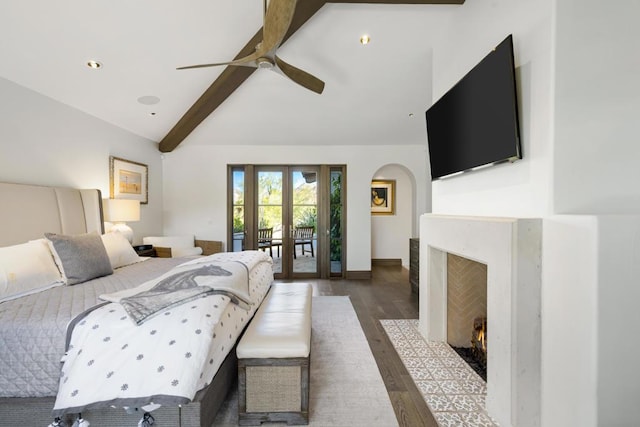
[257,57,275,69]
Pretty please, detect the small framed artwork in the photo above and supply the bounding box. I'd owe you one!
[371,179,395,215]
[109,156,148,204]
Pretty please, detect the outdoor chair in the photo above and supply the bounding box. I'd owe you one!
[293,226,315,259]
[258,227,274,257]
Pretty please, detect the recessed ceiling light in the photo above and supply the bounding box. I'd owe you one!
[360,35,371,45]
[86,60,102,69]
[137,95,161,105]
[409,113,415,118]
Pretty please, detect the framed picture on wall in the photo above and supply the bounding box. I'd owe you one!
[371,179,395,215]
[109,156,148,204]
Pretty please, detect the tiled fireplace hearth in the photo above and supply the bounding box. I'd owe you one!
[419,215,542,427]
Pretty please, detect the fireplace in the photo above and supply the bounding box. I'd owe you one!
[419,214,542,427]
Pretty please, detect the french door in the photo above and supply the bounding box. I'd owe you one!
[228,165,345,279]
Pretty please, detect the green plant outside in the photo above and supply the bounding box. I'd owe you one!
[330,172,342,262]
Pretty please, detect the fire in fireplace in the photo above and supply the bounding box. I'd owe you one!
[451,316,488,382]
[471,316,487,369]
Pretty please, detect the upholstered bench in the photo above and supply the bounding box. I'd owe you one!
[236,283,313,426]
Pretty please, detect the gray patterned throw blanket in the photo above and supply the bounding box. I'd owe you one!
[119,263,249,325]
[100,258,251,324]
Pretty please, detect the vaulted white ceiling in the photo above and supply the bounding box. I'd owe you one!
[0,1,461,148]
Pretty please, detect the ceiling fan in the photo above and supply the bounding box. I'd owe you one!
[177,0,325,94]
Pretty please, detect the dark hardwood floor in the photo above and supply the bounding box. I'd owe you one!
[276,265,438,427]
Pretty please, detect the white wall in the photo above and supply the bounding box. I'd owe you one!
[0,77,164,243]
[162,144,429,272]
[541,216,598,427]
[542,216,640,427]
[545,2,640,424]
[595,216,640,425]
[371,164,414,267]
[429,0,555,217]
[553,0,640,214]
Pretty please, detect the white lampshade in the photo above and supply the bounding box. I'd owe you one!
[103,199,140,244]
[103,199,140,222]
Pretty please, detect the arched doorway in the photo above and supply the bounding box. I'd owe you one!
[371,164,417,268]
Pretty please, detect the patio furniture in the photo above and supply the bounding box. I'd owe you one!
[258,227,274,257]
[293,226,314,259]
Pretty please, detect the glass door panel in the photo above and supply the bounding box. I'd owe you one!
[231,168,245,252]
[257,170,283,274]
[291,169,318,275]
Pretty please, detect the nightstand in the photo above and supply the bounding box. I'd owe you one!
[133,244,156,257]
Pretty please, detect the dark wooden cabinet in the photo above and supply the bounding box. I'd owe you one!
[410,238,419,294]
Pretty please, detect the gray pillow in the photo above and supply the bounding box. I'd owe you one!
[45,232,113,285]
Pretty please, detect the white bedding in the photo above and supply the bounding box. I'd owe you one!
[52,251,273,417]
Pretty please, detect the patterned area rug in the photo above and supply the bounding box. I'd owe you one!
[381,319,499,427]
[214,296,399,426]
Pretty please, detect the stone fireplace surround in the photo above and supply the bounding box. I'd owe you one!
[419,214,542,427]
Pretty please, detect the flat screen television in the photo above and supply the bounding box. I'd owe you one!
[425,34,521,180]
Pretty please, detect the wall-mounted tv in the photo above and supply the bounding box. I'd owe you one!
[425,34,521,180]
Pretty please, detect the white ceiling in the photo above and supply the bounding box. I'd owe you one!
[0,1,461,149]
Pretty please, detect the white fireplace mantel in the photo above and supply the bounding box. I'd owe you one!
[419,214,542,427]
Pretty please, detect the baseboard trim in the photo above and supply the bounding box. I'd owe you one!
[346,270,372,280]
[372,258,402,267]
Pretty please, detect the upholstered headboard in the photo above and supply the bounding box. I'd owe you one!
[0,182,104,247]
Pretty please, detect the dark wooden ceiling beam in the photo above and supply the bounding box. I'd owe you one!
[159,0,464,152]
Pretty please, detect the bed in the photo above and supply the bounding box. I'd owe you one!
[0,182,273,426]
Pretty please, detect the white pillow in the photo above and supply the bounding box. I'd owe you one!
[170,246,203,258]
[101,232,143,269]
[0,239,64,303]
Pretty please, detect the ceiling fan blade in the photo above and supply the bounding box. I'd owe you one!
[177,50,266,70]
[275,56,325,94]
[261,0,298,54]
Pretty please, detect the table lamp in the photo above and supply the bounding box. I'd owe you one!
[102,199,140,244]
